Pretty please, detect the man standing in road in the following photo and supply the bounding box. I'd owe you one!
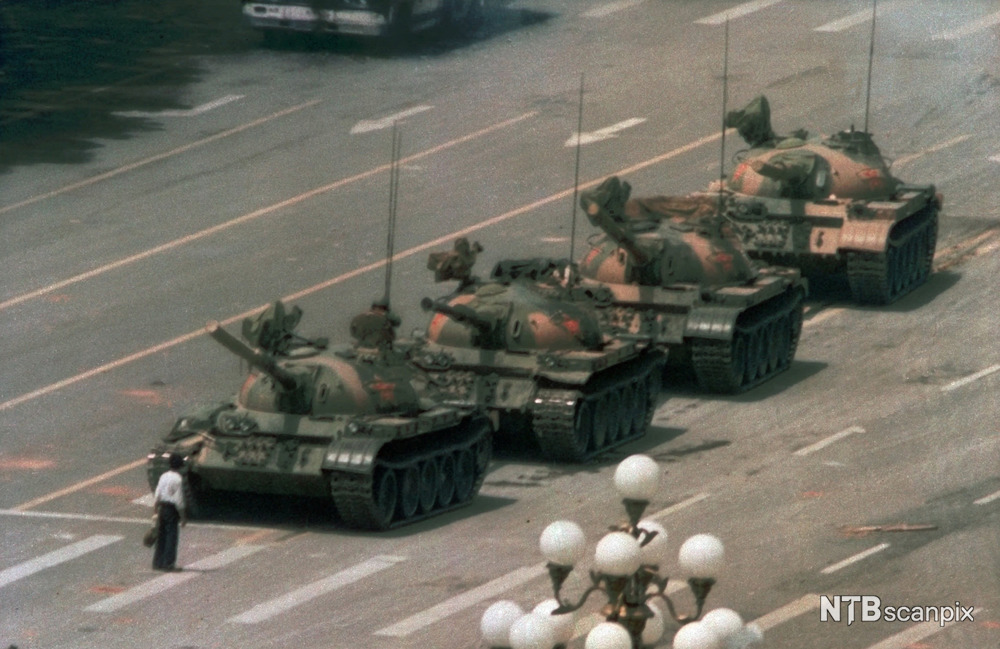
[152,453,187,571]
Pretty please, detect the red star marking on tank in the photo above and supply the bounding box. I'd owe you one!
[711,251,734,272]
[582,246,601,269]
[369,381,396,403]
[732,162,749,181]
[560,317,581,337]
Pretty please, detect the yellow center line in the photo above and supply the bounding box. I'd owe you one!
[0,99,322,218]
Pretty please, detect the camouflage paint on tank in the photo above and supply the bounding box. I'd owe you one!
[722,95,941,304]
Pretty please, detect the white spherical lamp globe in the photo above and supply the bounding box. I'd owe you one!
[539,520,587,566]
[532,598,575,645]
[481,600,525,647]
[636,519,668,567]
[640,601,664,646]
[613,454,661,501]
[678,533,725,578]
[594,531,642,576]
[584,622,632,649]
[508,612,557,649]
[701,608,744,643]
[672,621,721,649]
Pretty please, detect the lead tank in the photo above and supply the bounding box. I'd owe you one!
[147,301,492,531]
[577,176,807,394]
[722,95,942,304]
[411,240,667,462]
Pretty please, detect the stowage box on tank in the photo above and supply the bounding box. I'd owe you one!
[147,301,492,531]
[576,176,807,394]
[413,241,667,463]
[722,95,942,305]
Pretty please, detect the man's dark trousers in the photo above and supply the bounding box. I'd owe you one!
[152,503,180,570]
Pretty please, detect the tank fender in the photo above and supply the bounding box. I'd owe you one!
[684,306,739,341]
[838,219,894,253]
[322,437,387,475]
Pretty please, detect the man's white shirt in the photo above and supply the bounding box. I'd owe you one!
[154,470,186,509]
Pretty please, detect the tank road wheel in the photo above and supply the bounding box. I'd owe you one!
[765,319,782,373]
[475,434,492,478]
[397,465,420,521]
[371,469,398,530]
[624,382,644,438]
[437,454,456,508]
[775,315,792,369]
[590,393,611,451]
[605,390,623,444]
[644,370,661,426]
[453,449,475,503]
[417,460,439,514]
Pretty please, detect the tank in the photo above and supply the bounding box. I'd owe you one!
[721,95,942,305]
[147,300,493,531]
[576,175,807,394]
[411,239,667,463]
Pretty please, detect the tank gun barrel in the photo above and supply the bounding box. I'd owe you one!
[580,194,652,266]
[420,298,494,335]
[206,320,299,391]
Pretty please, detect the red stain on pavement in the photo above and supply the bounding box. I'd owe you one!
[45,294,71,303]
[89,585,127,594]
[981,620,1000,629]
[92,485,143,498]
[0,458,57,470]
[119,389,165,405]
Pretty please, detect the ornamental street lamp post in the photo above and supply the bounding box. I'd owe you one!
[480,454,763,649]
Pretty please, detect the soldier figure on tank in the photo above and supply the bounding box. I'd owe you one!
[413,238,667,463]
[576,176,807,394]
[147,299,493,531]
[721,95,942,304]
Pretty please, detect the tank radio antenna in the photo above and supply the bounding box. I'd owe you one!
[717,18,730,214]
[383,122,402,308]
[863,0,877,133]
[569,72,585,264]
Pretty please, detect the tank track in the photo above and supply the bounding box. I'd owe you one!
[530,356,664,463]
[328,417,492,531]
[689,287,804,393]
[846,205,938,305]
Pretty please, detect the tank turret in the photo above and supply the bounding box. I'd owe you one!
[721,95,941,304]
[148,302,493,531]
[577,176,806,394]
[411,239,666,462]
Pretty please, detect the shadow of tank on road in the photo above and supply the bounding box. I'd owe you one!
[0,0,259,172]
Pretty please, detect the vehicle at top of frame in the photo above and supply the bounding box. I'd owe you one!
[147,300,492,531]
[241,0,499,41]
[576,175,807,394]
[720,95,942,305]
[412,238,667,463]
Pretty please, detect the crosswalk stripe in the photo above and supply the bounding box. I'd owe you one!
[375,563,548,637]
[229,555,405,624]
[0,535,122,589]
[86,545,265,613]
[695,0,784,25]
[865,608,984,649]
[932,11,1000,40]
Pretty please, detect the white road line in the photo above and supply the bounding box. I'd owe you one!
[0,535,122,589]
[990,154,1000,163]
[695,0,784,25]
[0,128,722,414]
[974,489,1000,506]
[820,543,889,575]
[0,111,535,316]
[0,100,321,218]
[794,426,865,457]
[0,508,272,531]
[752,594,820,631]
[941,364,1000,392]
[813,1,901,33]
[350,105,434,134]
[115,94,244,118]
[583,0,646,18]
[893,134,971,168]
[86,545,265,613]
[374,563,547,637]
[865,608,983,649]
[648,493,710,520]
[566,118,647,147]
[132,494,156,507]
[230,555,405,624]
[932,10,1000,40]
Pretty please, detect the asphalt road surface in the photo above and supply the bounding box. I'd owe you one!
[1,1,998,648]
